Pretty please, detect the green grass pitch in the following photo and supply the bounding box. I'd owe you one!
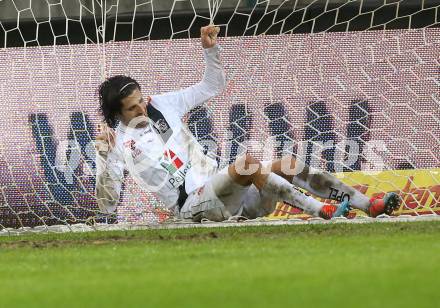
[0,221,438,308]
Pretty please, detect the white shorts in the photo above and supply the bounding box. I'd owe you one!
[179,165,278,222]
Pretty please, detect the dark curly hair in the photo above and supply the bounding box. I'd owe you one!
[98,75,141,128]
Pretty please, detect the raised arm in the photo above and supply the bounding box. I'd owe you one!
[95,125,125,214]
[151,25,226,117]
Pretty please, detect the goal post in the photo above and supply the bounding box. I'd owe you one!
[0,0,439,230]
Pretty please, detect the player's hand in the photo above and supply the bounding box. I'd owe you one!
[95,123,116,152]
[201,25,220,49]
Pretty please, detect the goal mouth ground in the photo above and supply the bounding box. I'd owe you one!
[0,0,439,231]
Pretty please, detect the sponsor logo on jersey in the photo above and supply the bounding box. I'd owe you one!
[160,150,183,173]
[123,139,141,158]
[160,149,192,188]
[155,119,170,134]
[139,126,152,136]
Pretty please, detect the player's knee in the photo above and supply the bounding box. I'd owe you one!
[232,154,261,176]
[228,154,262,185]
[243,154,261,170]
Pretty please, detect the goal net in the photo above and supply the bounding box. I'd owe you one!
[0,0,439,230]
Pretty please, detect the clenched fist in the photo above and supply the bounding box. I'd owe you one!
[200,25,220,49]
[95,123,116,153]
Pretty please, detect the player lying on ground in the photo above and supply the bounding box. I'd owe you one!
[95,25,400,222]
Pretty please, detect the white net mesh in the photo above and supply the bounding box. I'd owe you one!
[0,0,439,229]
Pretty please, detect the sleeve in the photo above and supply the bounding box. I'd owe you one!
[95,144,125,214]
[151,44,226,118]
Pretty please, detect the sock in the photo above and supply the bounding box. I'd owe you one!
[262,173,325,216]
[291,164,370,211]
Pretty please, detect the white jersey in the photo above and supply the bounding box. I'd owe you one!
[96,45,226,213]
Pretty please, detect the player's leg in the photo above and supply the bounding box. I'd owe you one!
[269,156,400,217]
[241,183,350,219]
[229,156,349,219]
[240,184,276,219]
[185,154,348,221]
[181,163,251,222]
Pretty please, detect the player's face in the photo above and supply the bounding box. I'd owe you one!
[119,88,148,128]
